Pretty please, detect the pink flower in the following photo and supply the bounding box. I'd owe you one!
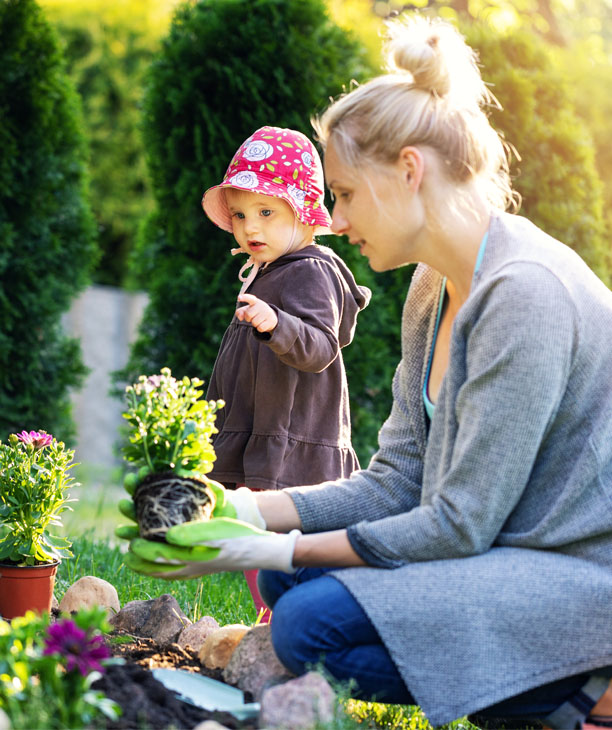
[43,619,110,676]
[16,430,53,450]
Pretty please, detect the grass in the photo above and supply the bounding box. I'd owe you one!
[55,476,480,730]
[56,532,257,626]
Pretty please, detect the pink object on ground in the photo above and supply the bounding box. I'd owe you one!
[235,483,272,624]
[243,568,271,625]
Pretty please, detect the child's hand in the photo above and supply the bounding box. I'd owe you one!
[236,293,278,333]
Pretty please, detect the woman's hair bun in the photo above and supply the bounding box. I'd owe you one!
[384,15,487,108]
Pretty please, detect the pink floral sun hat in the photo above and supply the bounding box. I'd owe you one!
[202,126,332,235]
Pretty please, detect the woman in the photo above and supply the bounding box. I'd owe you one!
[126,14,612,729]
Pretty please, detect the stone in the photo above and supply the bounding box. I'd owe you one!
[108,594,191,645]
[191,723,232,730]
[58,576,120,618]
[222,623,295,701]
[140,594,191,644]
[260,672,336,729]
[176,615,220,652]
[51,594,59,611]
[108,599,152,634]
[198,624,250,670]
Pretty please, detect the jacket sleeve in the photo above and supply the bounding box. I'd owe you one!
[252,259,348,373]
[347,264,578,564]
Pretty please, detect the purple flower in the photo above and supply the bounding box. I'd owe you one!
[16,430,53,450]
[43,619,111,676]
[146,375,163,388]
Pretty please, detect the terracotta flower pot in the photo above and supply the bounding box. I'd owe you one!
[0,561,59,620]
[134,472,215,541]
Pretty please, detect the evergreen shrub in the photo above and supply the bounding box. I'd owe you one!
[0,0,98,442]
[122,0,414,464]
[465,22,609,283]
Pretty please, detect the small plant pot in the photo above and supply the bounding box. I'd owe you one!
[134,471,215,541]
[0,561,59,619]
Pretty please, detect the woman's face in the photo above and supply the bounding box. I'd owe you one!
[324,140,425,272]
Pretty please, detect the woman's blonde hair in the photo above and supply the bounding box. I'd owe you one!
[313,14,517,211]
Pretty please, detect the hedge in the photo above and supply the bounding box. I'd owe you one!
[0,0,98,442]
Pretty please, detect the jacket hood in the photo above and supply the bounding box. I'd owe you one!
[262,244,371,347]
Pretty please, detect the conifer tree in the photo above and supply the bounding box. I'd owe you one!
[0,0,98,441]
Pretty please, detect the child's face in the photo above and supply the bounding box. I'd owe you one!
[224,189,313,264]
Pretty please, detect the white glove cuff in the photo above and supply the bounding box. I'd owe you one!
[276,529,301,574]
[250,529,301,574]
[230,487,267,529]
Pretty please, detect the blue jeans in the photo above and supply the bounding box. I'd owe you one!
[258,567,612,725]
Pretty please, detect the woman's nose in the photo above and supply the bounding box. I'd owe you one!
[331,208,349,235]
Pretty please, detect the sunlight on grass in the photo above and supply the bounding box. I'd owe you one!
[343,699,431,729]
[339,698,478,729]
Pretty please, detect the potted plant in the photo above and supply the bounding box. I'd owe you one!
[121,368,224,541]
[0,430,78,619]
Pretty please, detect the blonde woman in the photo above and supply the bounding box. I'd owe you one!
[128,15,612,729]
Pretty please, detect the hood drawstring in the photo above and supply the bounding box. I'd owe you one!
[231,217,299,297]
[231,248,261,296]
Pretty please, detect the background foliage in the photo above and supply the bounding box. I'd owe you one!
[331,0,612,283]
[39,0,175,287]
[0,0,98,442]
[463,22,608,282]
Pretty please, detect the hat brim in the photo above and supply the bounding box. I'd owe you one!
[202,182,333,236]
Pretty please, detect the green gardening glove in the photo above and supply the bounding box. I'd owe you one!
[125,516,299,580]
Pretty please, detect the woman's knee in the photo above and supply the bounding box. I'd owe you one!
[269,575,356,676]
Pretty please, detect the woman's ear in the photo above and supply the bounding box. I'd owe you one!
[398,146,424,192]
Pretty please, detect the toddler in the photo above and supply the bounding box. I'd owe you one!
[201,125,370,618]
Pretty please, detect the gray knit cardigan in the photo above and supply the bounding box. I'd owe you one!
[288,211,612,726]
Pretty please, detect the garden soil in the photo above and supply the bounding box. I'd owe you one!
[94,634,257,730]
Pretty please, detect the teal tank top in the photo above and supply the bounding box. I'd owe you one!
[423,231,488,419]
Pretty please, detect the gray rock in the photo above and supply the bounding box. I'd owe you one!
[260,672,336,729]
[177,615,220,653]
[109,594,191,644]
[222,623,294,701]
[108,599,152,634]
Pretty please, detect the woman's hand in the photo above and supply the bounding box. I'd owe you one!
[236,293,278,333]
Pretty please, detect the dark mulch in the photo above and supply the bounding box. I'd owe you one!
[92,634,257,730]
